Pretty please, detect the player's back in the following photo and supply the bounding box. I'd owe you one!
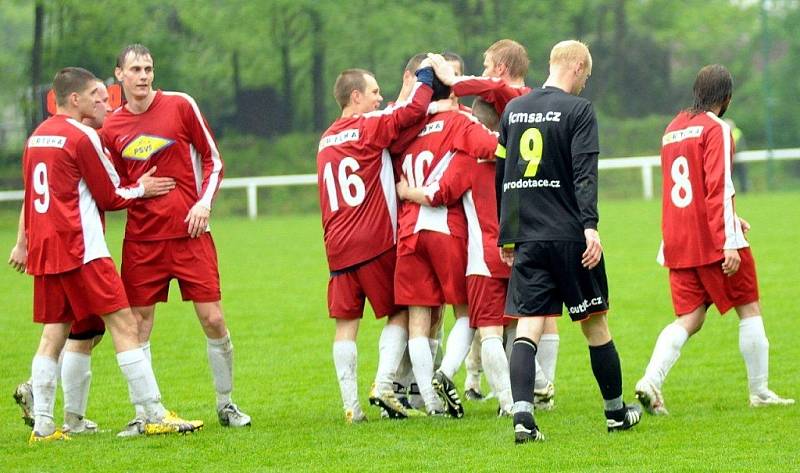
[396,111,494,240]
[660,110,746,268]
[23,115,110,275]
[317,116,398,272]
[498,86,599,244]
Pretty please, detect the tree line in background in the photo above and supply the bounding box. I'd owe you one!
[1,0,799,164]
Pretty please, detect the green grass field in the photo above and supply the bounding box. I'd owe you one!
[0,192,798,472]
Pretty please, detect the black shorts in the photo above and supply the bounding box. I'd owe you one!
[505,241,609,322]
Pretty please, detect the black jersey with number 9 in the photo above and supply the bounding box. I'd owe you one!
[496,86,600,245]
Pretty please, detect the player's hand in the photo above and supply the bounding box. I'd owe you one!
[138,166,176,198]
[396,176,410,200]
[721,249,741,276]
[428,53,456,86]
[417,57,433,69]
[739,216,751,233]
[8,243,26,273]
[582,228,602,269]
[500,246,515,267]
[185,203,210,238]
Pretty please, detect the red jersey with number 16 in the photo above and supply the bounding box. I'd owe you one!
[317,82,433,271]
[22,114,143,276]
[660,111,748,269]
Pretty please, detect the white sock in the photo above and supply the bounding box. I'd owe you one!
[31,355,58,435]
[133,341,152,418]
[409,336,442,411]
[142,341,152,363]
[481,336,512,411]
[396,349,414,388]
[61,351,91,418]
[464,333,482,392]
[538,333,560,384]
[207,333,234,409]
[333,340,360,412]
[643,322,689,388]
[504,326,516,360]
[534,357,549,390]
[117,348,165,420]
[439,317,475,379]
[739,316,769,395]
[374,324,408,392]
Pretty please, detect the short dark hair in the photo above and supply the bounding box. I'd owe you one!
[442,51,464,75]
[404,53,428,73]
[471,97,500,131]
[690,64,732,114]
[116,43,152,69]
[53,67,97,107]
[334,69,372,109]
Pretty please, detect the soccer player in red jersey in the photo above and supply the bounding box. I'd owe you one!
[635,64,794,414]
[102,44,250,433]
[433,39,531,116]
[10,80,120,434]
[392,69,498,417]
[18,67,200,443]
[397,98,514,415]
[317,63,436,422]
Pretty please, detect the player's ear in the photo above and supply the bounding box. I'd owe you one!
[114,67,124,82]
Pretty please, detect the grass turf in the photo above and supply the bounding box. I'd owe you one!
[0,192,797,472]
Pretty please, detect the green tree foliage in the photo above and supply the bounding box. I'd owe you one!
[0,0,798,157]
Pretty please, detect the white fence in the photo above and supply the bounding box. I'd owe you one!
[2,148,798,219]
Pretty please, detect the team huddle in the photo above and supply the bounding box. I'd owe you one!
[10,38,793,446]
[315,39,794,443]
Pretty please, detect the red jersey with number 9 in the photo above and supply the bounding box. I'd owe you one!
[660,111,748,269]
[316,82,432,272]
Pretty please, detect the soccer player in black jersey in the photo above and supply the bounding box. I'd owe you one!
[495,40,641,443]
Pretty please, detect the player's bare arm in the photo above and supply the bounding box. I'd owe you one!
[582,228,603,269]
[721,248,741,276]
[185,203,211,238]
[8,205,26,273]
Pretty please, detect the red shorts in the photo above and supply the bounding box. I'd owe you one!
[69,315,106,340]
[395,232,468,306]
[328,248,402,319]
[669,247,759,315]
[33,258,128,324]
[121,233,221,306]
[467,275,510,328]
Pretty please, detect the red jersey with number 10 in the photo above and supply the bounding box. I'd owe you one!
[660,111,748,269]
[317,82,433,271]
[394,111,497,246]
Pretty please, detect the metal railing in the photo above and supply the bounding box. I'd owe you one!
[2,148,798,219]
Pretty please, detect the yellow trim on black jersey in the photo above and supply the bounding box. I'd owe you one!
[495,143,506,159]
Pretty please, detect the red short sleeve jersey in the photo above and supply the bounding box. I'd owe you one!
[317,82,433,271]
[22,115,143,275]
[394,111,497,244]
[102,90,224,241]
[424,152,509,278]
[451,76,531,115]
[660,111,748,268]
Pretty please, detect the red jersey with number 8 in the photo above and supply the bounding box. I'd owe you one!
[660,111,748,269]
